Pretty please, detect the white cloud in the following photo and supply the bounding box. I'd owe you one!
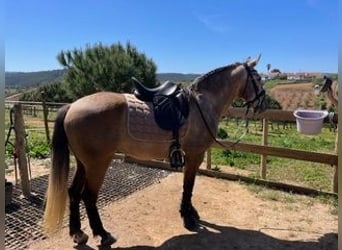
[193,11,232,34]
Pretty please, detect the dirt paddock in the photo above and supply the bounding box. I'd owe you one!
[27,172,337,250]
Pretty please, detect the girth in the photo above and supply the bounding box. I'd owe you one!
[132,77,190,168]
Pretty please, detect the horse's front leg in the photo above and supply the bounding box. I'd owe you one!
[180,152,204,230]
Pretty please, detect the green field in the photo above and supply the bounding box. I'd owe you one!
[212,118,337,192]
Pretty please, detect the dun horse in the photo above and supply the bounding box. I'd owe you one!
[43,55,267,246]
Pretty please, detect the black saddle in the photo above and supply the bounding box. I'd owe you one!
[132,77,190,169]
[132,77,178,102]
[132,77,189,131]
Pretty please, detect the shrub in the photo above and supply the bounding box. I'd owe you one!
[217,127,228,139]
[26,133,51,159]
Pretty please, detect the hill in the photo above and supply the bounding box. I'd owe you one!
[157,73,199,83]
[5,70,66,88]
[5,70,200,88]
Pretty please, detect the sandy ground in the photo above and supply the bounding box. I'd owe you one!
[25,171,337,250]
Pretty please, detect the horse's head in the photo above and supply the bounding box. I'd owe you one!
[239,55,267,113]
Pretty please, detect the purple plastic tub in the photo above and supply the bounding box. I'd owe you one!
[293,109,328,135]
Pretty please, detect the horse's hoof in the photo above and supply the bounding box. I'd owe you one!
[183,215,198,231]
[73,231,89,245]
[101,232,116,246]
[191,207,200,220]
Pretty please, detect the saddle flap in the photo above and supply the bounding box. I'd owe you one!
[153,91,189,131]
[174,91,190,118]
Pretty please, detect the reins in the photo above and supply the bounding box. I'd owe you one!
[192,94,249,149]
[191,63,263,150]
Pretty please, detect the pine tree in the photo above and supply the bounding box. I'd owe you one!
[57,42,157,99]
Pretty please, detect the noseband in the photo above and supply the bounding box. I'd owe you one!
[242,63,265,114]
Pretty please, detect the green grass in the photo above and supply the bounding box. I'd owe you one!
[213,119,337,192]
[246,183,296,203]
[5,107,55,161]
[244,182,337,215]
[263,79,297,91]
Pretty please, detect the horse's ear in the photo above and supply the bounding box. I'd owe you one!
[247,54,261,68]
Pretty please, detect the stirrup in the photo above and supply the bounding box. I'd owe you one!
[169,143,185,169]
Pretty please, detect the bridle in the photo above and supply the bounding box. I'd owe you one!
[242,63,266,115]
[192,63,266,149]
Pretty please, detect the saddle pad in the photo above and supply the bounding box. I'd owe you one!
[123,94,188,142]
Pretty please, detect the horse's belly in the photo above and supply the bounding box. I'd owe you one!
[118,140,170,161]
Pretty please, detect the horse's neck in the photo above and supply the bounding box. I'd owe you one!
[198,68,245,120]
[193,70,245,131]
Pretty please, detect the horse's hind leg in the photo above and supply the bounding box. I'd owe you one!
[81,158,116,246]
[180,153,204,230]
[68,159,88,245]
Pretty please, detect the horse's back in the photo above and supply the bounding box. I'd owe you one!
[65,92,127,125]
[64,92,128,158]
[68,92,126,113]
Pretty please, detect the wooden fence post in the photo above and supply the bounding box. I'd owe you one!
[13,103,31,197]
[41,92,51,144]
[332,132,338,193]
[206,149,212,170]
[260,118,268,179]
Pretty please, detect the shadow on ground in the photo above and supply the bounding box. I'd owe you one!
[74,220,337,250]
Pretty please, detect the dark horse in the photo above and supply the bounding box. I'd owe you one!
[43,55,267,246]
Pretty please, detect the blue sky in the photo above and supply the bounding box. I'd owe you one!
[5,0,338,73]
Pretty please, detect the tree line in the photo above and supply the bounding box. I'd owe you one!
[20,41,282,109]
[21,42,157,102]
